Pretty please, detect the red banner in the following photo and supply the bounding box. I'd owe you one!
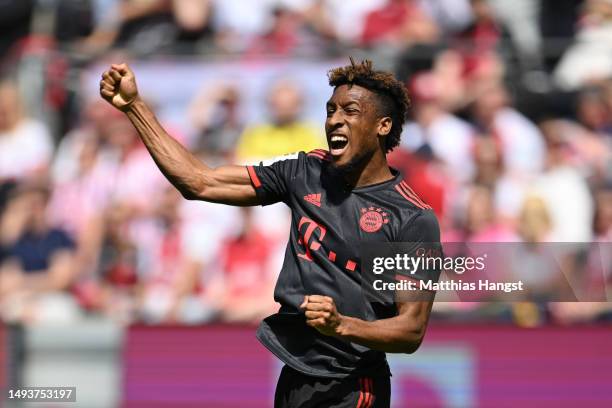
[123,324,612,407]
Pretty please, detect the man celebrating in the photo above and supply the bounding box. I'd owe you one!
[100,58,440,408]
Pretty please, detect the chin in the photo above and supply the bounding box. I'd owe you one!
[329,150,370,174]
[330,155,351,169]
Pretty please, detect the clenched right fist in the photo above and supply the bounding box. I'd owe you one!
[100,63,140,111]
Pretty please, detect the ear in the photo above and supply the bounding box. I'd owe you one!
[377,116,392,137]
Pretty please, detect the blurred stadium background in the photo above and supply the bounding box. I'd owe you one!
[1,0,612,406]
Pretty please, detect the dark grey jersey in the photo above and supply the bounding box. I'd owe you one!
[247,149,440,378]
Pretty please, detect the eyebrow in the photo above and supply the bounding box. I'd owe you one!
[326,100,360,108]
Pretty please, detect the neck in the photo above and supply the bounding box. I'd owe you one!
[340,150,393,188]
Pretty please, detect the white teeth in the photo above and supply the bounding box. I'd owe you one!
[331,136,347,142]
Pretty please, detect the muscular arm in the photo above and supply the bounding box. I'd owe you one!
[336,300,434,353]
[302,212,441,353]
[100,63,258,206]
[302,295,434,354]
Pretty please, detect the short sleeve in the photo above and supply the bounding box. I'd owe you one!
[399,210,441,243]
[246,152,304,206]
[399,210,442,283]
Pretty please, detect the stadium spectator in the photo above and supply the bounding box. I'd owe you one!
[140,187,217,324]
[444,185,517,242]
[516,195,553,244]
[74,0,197,55]
[532,120,594,241]
[52,98,123,183]
[93,200,140,322]
[235,78,324,162]
[360,0,439,47]
[315,0,384,45]
[49,99,124,278]
[541,117,611,185]
[171,0,214,52]
[471,135,527,227]
[105,116,166,211]
[0,79,53,183]
[576,85,612,137]
[470,81,546,176]
[430,49,469,112]
[454,0,517,77]
[113,0,175,54]
[212,0,303,52]
[188,83,244,159]
[401,71,476,183]
[210,207,277,323]
[48,131,112,279]
[0,184,79,323]
[247,6,303,56]
[554,0,612,90]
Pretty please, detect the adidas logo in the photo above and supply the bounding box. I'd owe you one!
[304,193,321,207]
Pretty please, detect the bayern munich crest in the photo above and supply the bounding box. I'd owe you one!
[359,207,389,233]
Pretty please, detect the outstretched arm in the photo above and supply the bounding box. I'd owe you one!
[99,63,258,206]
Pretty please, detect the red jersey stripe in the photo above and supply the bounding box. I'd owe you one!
[246,165,262,188]
[364,378,373,408]
[401,181,427,206]
[395,184,426,209]
[307,149,332,161]
[400,181,431,209]
[399,183,428,209]
[308,149,326,155]
[307,151,326,159]
[356,378,365,408]
[307,150,325,157]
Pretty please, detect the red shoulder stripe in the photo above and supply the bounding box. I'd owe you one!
[399,182,430,209]
[307,149,332,161]
[400,181,431,209]
[308,151,325,158]
[395,184,427,209]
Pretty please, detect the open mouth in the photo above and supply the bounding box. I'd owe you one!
[328,134,349,156]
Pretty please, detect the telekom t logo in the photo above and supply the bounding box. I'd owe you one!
[297,216,357,271]
[297,216,326,261]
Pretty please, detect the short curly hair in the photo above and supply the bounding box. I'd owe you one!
[328,57,410,153]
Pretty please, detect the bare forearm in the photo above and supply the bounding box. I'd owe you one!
[336,314,427,353]
[302,296,433,353]
[124,98,210,199]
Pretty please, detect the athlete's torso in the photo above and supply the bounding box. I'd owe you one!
[248,150,438,378]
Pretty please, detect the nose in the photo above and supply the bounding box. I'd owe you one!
[326,110,343,131]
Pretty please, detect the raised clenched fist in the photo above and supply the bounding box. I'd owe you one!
[99,63,140,111]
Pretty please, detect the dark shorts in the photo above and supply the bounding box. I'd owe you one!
[274,365,391,408]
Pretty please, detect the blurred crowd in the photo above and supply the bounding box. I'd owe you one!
[1,0,612,327]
